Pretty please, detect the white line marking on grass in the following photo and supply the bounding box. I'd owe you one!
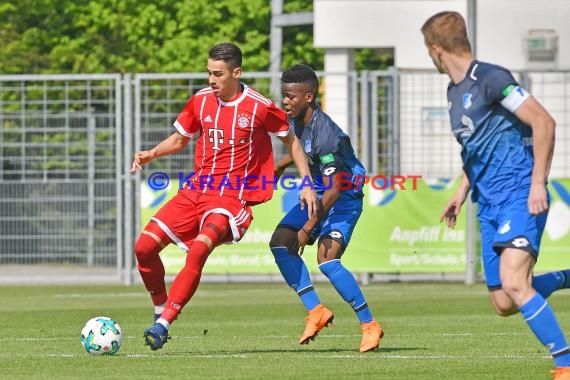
[0,337,77,342]
[54,292,146,298]
[0,353,251,359]
[0,352,551,360]
[440,332,527,336]
[314,354,550,360]
[273,332,530,339]
[124,354,250,359]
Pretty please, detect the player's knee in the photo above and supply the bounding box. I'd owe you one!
[134,233,162,263]
[493,303,518,317]
[490,289,519,316]
[199,213,231,248]
[316,238,343,265]
[500,279,531,302]
[269,228,291,249]
[269,230,279,248]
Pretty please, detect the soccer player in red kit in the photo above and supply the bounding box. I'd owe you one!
[130,42,318,350]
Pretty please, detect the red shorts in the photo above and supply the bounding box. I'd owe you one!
[151,189,253,252]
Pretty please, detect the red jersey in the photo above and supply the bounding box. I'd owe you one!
[174,84,290,205]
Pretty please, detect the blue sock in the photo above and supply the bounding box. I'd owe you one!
[271,246,320,311]
[519,293,570,367]
[532,270,570,299]
[319,259,373,323]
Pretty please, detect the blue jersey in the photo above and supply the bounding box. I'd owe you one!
[291,105,365,199]
[447,60,534,205]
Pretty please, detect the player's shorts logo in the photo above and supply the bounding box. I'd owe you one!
[329,231,343,239]
[323,167,337,176]
[511,237,530,248]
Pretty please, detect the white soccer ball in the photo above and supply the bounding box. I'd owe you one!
[80,316,123,355]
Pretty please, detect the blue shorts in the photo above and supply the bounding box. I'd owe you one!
[478,193,548,290]
[277,195,362,251]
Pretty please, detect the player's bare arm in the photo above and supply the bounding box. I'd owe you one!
[274,153,293,179]
[514,96,556,215]
[296,174,342,255]
[278,132,318,218]
[440,173,469,229]
[130,131,190,173]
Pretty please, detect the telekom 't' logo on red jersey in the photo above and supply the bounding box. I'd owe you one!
[208,128,224,150]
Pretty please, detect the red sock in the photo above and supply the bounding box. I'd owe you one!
[162,240,211,322]
[162,213,230,323]
[135,223,170,306]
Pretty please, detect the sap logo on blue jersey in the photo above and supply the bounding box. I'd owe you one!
[462,93,473,109]
[304,139,312,153]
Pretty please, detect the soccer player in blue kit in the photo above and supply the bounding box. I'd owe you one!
[422,11,570,379]
[269,64,383,352]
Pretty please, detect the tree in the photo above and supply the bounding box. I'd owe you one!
[0,0,328,74]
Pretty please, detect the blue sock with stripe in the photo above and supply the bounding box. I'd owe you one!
[319,259,373,323]
[271,246,320,311]
[532,270,570,299]
[519,293,570,367]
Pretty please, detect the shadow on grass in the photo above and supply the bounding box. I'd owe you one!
[141,346,425,356]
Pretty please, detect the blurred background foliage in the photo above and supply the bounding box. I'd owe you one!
[0,0,392,74]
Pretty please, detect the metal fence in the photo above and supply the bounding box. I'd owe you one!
[0,74,123,283]
[366,69,570,179]
[1,69,569,284]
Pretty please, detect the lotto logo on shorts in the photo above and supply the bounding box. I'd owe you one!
[511,237,530,248]
[329,231,343,239]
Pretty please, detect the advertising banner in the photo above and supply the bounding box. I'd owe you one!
[139,177,570,275]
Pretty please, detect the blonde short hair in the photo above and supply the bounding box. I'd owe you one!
[421,11,471,54]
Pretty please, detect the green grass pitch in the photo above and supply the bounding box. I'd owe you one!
[0,282,568,379]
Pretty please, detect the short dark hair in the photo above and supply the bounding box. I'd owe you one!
[208,42,242,69]
[281,64,319,95]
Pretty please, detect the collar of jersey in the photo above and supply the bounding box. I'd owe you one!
[453,60,480,87]
[305,104,322,129]
[218,83,249,107]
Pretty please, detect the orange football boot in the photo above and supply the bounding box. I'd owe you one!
[359,319,383,352]
[551,367,570,380]
[299,304,334,344]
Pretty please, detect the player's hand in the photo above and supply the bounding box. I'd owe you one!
[528,182,548,215]
[299,188,318,219]
[129,151,154,173]
[440,190,467,229]
[296,228,312,256]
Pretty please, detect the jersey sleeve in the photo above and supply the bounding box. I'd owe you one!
[481,66,530,113]
[263,103,290,137]
[315,133,343,177]
[173,96,201,137]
